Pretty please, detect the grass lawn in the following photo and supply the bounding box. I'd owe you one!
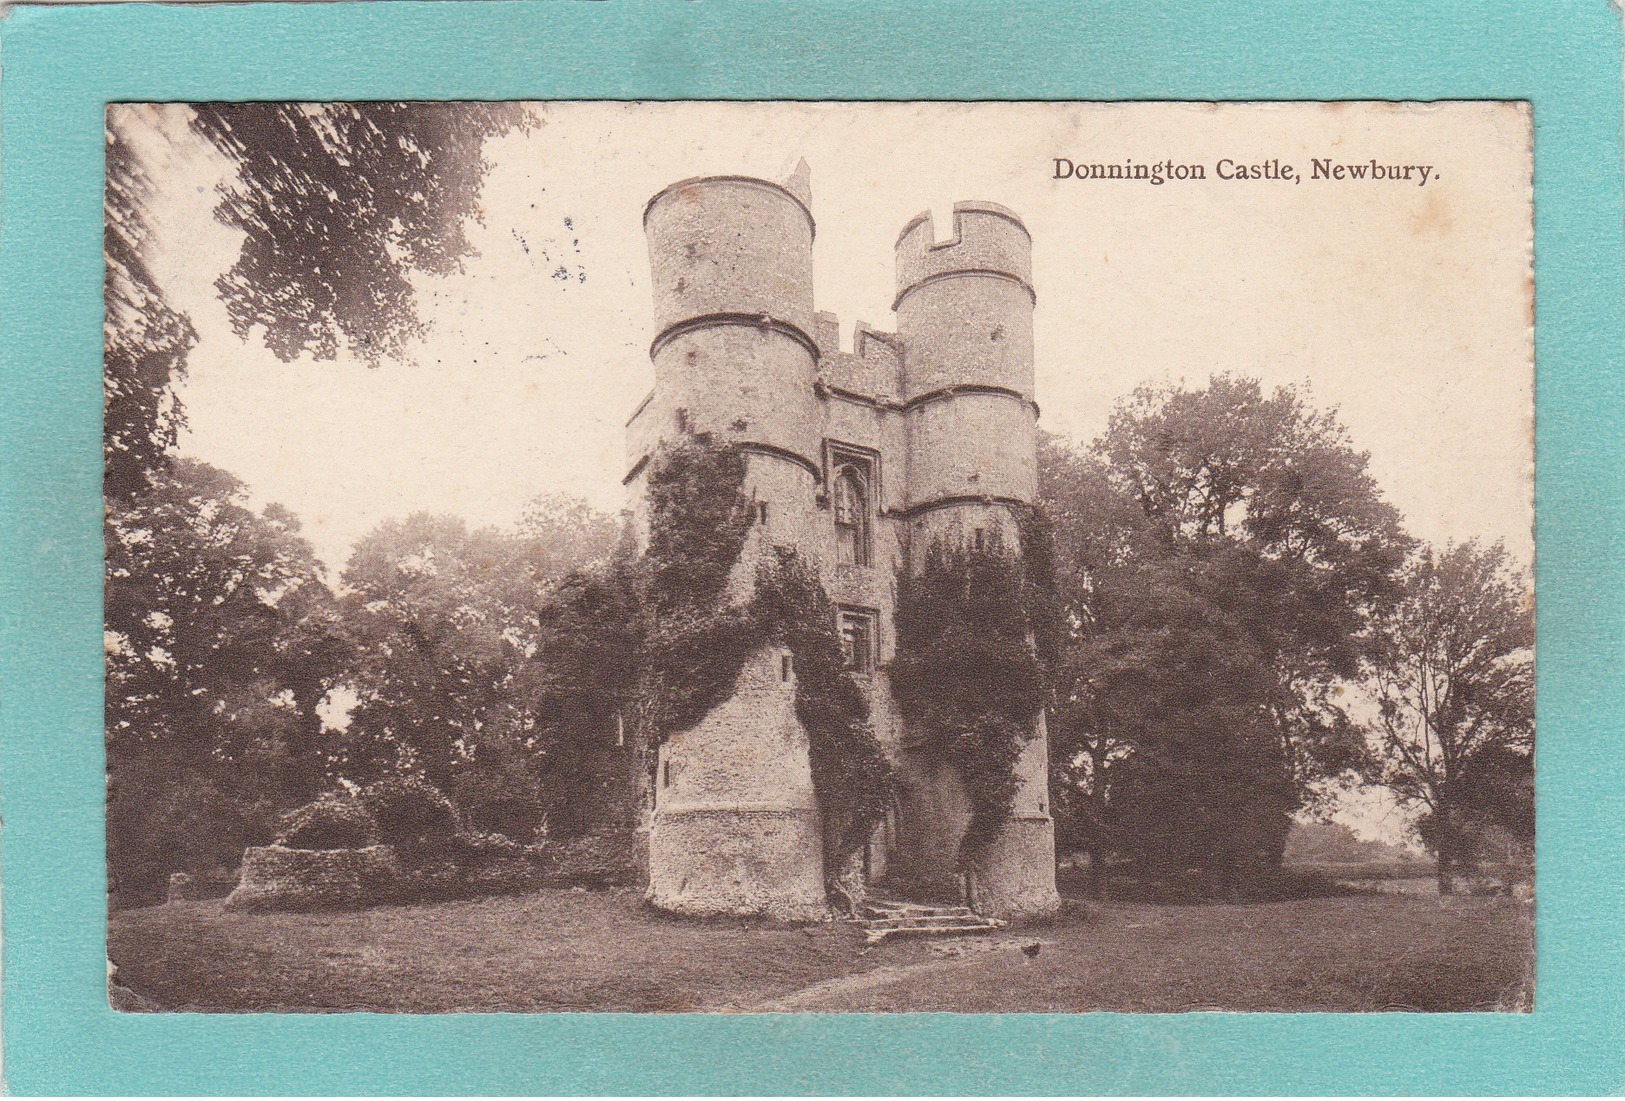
[108,887,1532,1013]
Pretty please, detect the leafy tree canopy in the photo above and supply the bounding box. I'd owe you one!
[192,102,534,365]
[337,512,551,787]
[105,457,344,771]
[1366,539,1533,889]
[1039,376,1413,889]
[105,458,347,903]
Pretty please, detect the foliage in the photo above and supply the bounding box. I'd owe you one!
[277,794,379,850]
[634,434,758,737]
[448,733,549,843]
[192,102,534,365]
[1283,821,1424,866]
[104,459,349,903]
[518,493,624,580]
[104,114,199,502]
[753,550,895,871]
[1037,377,1411,889]
[633,436,894,874]
[360,776,459,849]
[527,563,646,837]
[105,104,529,502]
[106,764,280,909]
[642,435,755,612]
[1098,376,1409,788]
[103,103,529,900]
[337,513,549,786]
[892,535,1049,860]
[1365,540,1534,891]
[1453,745,1535,851]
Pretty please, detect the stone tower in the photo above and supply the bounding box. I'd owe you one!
[624,164,1060,921]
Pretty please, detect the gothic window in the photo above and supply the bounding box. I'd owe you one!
[839,609,877,674]
[833,466,870,566]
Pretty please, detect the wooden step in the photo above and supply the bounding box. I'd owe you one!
[860,901,977,920]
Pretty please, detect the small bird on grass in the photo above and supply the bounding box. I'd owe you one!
[1021,942,1042,959]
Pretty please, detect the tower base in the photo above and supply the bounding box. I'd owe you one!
[967,814,1062,921]
[646,806,829,922]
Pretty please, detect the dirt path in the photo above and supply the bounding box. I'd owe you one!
[752,937,1052,1012]
[753,958,966,1011]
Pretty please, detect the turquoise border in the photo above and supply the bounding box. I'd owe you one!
[2,0,1621,1093]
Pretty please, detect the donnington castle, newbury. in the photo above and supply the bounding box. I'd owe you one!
[624,162,1061,921]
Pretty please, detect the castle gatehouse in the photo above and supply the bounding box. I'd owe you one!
[624,162,1060,921]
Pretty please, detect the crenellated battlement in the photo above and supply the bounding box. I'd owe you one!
[631,165,1057,923]
[894,202,1033,307]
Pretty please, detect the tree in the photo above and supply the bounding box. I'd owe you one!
[1366,540,1534,893]
[1096,376,1409,793]
[104,459,347,903]
[526,562,646,838]
[191,102,533,365]
[518,492,623,582]
[104,103,533,497]
[335,494,622,804]
[1038,377,1412,891]
[337,514,544,788]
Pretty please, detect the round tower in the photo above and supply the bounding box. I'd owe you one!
[895,201,1038,541]
[891,202,1059,920]
[639,168,828,921]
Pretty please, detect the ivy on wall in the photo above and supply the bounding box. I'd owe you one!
[891,520,1057,860]
[753,549,895,874]
[638,435,763,737]
[558,433,894,879]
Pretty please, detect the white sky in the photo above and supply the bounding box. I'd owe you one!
[127,101,1534,577]
[125,101,1534,848]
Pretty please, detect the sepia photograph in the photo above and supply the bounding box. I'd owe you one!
[103,100,1534,1014]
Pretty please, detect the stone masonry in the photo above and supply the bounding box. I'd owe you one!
[625,162,1061,921]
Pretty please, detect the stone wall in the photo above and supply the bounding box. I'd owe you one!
[646,645,828,921]
[632,168,1060,922]
[223,844,400,913]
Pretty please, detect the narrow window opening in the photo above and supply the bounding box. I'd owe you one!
[675,407,690,434]
[781,653,793,682]
[662,759,671,788]
[757,500,769,524]
[973,526,987,551]
[838,610,876,674]
[833,465,871,566]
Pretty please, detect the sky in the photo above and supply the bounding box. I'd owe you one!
[123,101,1534,847]
[125,100,1534,577]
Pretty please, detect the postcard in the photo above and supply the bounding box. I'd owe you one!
[2,3,1620,1095]
[103,99,1533,1014]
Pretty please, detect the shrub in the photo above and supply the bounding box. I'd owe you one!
[360,776,458,849]
[451,830,527,864]
[276,794,379,850]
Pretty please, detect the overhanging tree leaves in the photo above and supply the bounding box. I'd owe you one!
[105,116,199,502]
[192,102,534,365]
[105,103,533,498]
